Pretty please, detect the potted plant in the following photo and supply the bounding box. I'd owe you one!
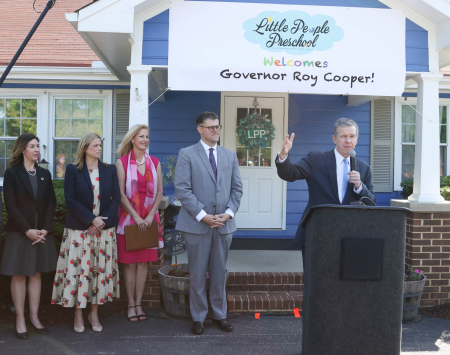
[403,267,426,322]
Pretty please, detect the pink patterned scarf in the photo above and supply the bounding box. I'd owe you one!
[117,150,163,249]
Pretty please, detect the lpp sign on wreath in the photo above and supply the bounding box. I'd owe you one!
[168,2,405,96]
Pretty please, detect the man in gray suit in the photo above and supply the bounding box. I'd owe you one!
[175,112,243,335]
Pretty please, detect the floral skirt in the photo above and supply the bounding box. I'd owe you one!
[51,227,120,308]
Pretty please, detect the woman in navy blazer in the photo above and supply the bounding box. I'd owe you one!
[51,133,121,333]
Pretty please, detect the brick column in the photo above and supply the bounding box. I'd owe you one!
[392,200,450,307]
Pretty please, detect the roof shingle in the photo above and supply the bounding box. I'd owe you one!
[0,0,99,67]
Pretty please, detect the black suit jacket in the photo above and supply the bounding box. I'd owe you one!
[276,149,375,246]
[4,165,56,234]
[64,162,120,230]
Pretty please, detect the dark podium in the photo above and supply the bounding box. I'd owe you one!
[301,205,410,355]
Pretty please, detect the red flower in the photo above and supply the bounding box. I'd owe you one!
[87,260,90,265]
[109,275,113,279]
[92,185,95,190]
[83,292,87,297]
[53,281,56,285]
[117,281,120,285]
[51,299,56,304]
[99,267,103,273]
[70,260,74,264]
[96,177,99,181]
[97,195,100,199]
[71,290,74,295]
[100,299,104,304]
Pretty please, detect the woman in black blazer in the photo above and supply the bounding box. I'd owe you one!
[51,133,121,333]
[0,133,57,339]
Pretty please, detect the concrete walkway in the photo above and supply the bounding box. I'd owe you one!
[0,309,449,355]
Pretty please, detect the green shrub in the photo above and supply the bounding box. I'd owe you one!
[400,179,414,199]
[0,180,67,303]
[401,176,450,200]
[441,187,450,201]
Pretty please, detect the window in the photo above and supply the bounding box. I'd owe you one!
[0,98,38,177]
[400,100,449,181]
[53,98,104,179]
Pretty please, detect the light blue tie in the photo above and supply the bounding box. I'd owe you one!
[342,158,349,203]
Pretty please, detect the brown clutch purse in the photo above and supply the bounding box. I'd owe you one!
[124,223,159,252]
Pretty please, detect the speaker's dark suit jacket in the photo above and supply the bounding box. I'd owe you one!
[64,162,120,230]
[3,164,55,234]
[276,149,375,246]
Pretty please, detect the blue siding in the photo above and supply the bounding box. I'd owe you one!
[150,92,372,239]
[142,11,169,65]
[142,2,428,72]
[376,191,404,206]
[148,91,221,197]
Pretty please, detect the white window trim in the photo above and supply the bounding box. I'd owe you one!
[394,97,450,191]
[0,88,113,185]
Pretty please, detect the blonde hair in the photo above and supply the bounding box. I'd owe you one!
[73,133,106,171]
[9,133,40,167]
[117,124,150,158]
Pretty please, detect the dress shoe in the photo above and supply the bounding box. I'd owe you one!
[15,330,28,340]
[191,321,204,335]
[88,313,103,332]
[74,316,85,333]
[212,319,233,332]
[31,322,48,335]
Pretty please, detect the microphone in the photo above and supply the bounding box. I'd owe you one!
[349,150,356,171]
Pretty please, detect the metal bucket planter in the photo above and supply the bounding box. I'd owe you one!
[158,264,228,319]
[403,275,427,322]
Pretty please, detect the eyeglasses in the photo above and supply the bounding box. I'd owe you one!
[200,125,222,132]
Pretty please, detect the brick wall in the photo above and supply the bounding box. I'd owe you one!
[406,212,450,306]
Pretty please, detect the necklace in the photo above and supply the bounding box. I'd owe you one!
[136,156,145,166]
[27,170,36,177]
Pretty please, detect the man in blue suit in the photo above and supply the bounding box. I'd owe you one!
[275,118,375,266]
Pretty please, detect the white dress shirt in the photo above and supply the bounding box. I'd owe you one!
[277,149,363,203]
[334,149,362,202]
[195,140,234,222]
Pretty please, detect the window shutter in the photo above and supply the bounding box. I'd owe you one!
[113,89,130,162]
[371,98,394,193]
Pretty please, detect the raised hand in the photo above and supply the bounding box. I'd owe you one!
[280,133,295,160]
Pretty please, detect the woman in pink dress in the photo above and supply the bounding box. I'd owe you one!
[116,124,163,322]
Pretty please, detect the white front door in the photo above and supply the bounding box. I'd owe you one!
[222,94,286,229]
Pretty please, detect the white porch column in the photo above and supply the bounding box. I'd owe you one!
[408,73,444,202]
[127,65,151,128]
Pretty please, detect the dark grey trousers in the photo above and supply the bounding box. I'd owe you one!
[183,229,232,322]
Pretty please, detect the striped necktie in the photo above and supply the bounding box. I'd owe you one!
[209,148,217,179]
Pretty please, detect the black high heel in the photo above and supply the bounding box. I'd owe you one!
[30,322,48,335]
[15,329,28,340]
[136,305,147,321]
[127,305,138,322]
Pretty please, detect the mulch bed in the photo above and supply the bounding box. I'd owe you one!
[422,304,450,320]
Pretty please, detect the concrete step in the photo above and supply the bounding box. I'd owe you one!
[227,291,303,313]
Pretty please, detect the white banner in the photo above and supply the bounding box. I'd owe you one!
[168,2,406,96]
